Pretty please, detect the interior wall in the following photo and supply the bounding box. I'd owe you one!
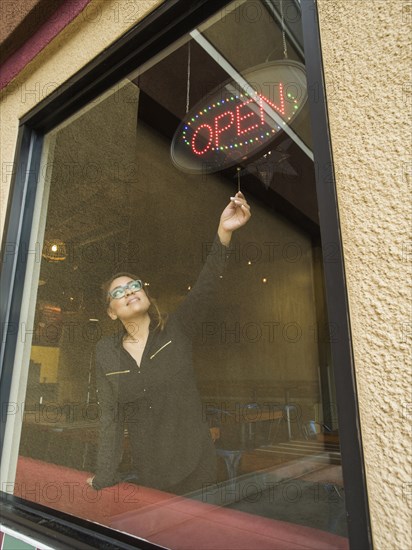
[30,346,59,383]
[317,1,411,549]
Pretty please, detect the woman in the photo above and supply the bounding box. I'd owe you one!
[87,191,251,494]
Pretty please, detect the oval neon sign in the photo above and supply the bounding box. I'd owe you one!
[171,60,308,174]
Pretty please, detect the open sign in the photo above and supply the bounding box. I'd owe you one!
[171,60,308,174]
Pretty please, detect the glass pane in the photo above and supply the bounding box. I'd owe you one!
[13,1,349,547]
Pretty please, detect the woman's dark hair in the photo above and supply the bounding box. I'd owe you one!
[101,272,166,331]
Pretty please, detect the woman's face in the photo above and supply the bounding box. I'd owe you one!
[107,276,151,323]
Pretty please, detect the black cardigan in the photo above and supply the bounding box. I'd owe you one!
[92,236,231,491]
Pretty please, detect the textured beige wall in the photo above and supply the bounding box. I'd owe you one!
[0,0,411,547]
[317,1,411,549]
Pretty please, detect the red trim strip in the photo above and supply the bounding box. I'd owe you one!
[0,0,92,91]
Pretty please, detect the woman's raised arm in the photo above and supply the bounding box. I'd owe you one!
[173,192,251,336]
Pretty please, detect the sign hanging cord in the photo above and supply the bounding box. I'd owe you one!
[280,0,288,59]
[186,41,191,113]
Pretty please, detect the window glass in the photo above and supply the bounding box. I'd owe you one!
[11,1,348,547]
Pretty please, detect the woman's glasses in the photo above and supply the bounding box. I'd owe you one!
[108,279,143,300]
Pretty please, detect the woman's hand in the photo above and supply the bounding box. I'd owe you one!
[218,192,251,246]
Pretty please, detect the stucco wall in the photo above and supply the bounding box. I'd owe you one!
[0,0,411,548]
[317,1,411,548]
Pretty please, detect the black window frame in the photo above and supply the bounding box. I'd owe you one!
[0,1,373,548]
